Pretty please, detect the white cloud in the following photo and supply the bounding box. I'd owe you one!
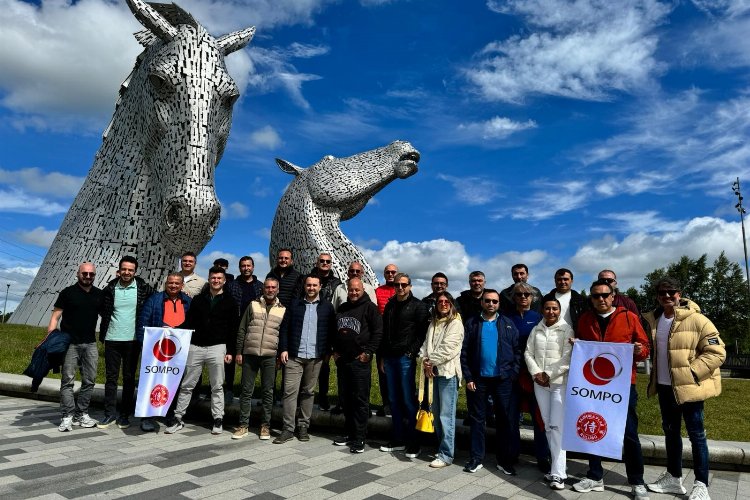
[596,211,686,233]
[690,0,750,17]
[568,216,745,290]
[437,174,501,206]
[467,0,670,103]
[255,227,272,240]
[222,201,250,219]
[14,227,58,248]
[456,116,537,140]
[491,180,588,221]
[0,264,39,316]
[248,125,283,149]
[0,167,84,198]
[0,188,68,215]
[0,0,332,129]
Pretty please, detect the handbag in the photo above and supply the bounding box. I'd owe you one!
[415,364,435,433]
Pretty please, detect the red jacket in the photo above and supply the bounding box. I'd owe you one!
[375,284,396,315]
[576,306,650,384]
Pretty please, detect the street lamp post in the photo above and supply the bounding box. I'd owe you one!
[2,284,8,324]
[732,178,750,300]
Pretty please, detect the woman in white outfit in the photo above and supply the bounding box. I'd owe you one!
[524,298,573,490]
[419,291,464,468]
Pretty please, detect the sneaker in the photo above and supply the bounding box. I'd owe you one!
[331,405,344,415]
[273,429,295,444]
[164,419,184,434]
[259,423,271,440]
[297,426,310,442]
[350,441,365,453]
[632,484,650,499]
[116,416,130,429]
[405,445,420,459]
[688,481,710,500]
[232,425,249,440]
[550,476,565,490]
[58,416,73,432]
[96,415,117,429]
[319,402,331,411]
[464,459,483,473]
[544,473,555,482]
[497,463,517,476]
[647,471,686,494]
[430,458,450,468]
[379,442,406,452]
[78,414,97,428]
[140,418,156,432]
[211,418,223,435]
[573,478,605,493]
[333,435,353,446]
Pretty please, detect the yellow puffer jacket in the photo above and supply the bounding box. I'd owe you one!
[236,297,286,357]
[643,299,725,404]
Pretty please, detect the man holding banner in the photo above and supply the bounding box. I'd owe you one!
[136,272,192,432]
[570,279,650,499]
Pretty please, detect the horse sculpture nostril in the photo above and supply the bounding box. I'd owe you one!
[165,202,182,229]
[208,207,220,234]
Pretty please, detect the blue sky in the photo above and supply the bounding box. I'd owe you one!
[1,0,749,312]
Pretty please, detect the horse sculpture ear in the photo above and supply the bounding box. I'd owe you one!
[217,27,256,55]
[125,0,178,42]
[276,158,304,177]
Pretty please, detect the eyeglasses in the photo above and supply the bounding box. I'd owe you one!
[319,259,331,264]
[483,299,499,304]
[432,281,447,287]
[80,272,95,277]
[514,292,531,298]
[394,283,410,289]
[436,299,451,305]
[600,278,616,284]
[348,269,363,275]
[384,270,397,275]
[658,289,679,297]
[591,293,611,300]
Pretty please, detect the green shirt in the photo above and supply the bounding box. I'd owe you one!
[105,280,137,341]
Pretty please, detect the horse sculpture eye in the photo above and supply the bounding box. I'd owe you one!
[148,73,173,97]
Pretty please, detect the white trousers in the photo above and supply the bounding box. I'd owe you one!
[534,382,567,478]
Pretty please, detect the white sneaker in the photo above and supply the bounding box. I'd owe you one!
[58,416,73,432]
[632,484,650,499]
[688,481,711,500]
[647,471,686,494]
[78,414,97,428]
[429,458,450,468]
[573,477,604,492]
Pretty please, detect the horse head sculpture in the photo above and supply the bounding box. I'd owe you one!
[11,0,254,325]
[269,140,421,286]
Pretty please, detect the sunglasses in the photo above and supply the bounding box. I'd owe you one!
[384,270,397,274]
[514,292,531,298]
[591,293,611,300]
[80,272,96,277]
[394,283,410,289]
[658,289,679,297]
[483,299,499,304]
[348,269,363,275]
[436,299,451,305]
[600,278,616,284]
[319,259,331,264]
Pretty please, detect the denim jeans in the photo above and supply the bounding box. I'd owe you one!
[433,376,458,464]
[657,384,709,484]
[174,344,226,420]
[467,376,519,465]
[383,355,418,445]
[60,342,98,418]
[104,341,140,418]
[587,384,644,484]
[339,357,372,443]
[238,355,276,425]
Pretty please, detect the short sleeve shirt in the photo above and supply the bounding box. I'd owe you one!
[54,284,102,344]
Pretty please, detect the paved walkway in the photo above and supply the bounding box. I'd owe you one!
[0,396,747,500]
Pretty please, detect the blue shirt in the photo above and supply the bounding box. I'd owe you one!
[298,299,319,359]
[479,317,501,377]
[105,280,137,341]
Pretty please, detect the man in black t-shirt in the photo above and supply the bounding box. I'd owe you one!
[47,262,103,432]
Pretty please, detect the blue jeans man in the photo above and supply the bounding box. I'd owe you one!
[382,355,418,452]
[467,376,519,471]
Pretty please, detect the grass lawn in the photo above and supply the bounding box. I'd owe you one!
[2,323,749,441]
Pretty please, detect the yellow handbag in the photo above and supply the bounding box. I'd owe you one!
[415,365,435,433]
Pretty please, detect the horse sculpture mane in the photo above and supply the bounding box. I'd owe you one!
[11,0,254,326]
[269,141,421,286]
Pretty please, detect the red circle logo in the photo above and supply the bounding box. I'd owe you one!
[582,353,622,386]
[576,412,608,442]
[153,335,181,362]
[150,384,169,407]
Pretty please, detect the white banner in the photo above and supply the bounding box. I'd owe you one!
[135,327,193,417]
[562,340,634,460]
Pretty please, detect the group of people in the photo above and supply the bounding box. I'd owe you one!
[48,251,725,500]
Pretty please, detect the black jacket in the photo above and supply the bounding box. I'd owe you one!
[99,276,154,343]
[335,294,382,361]
[185,291,240,353]
[380,293,429,358]
[461,314,521,383]
[267,266,302,307]
[279,298,336,359]
[456,290,483,320]
[542,289,588,332]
